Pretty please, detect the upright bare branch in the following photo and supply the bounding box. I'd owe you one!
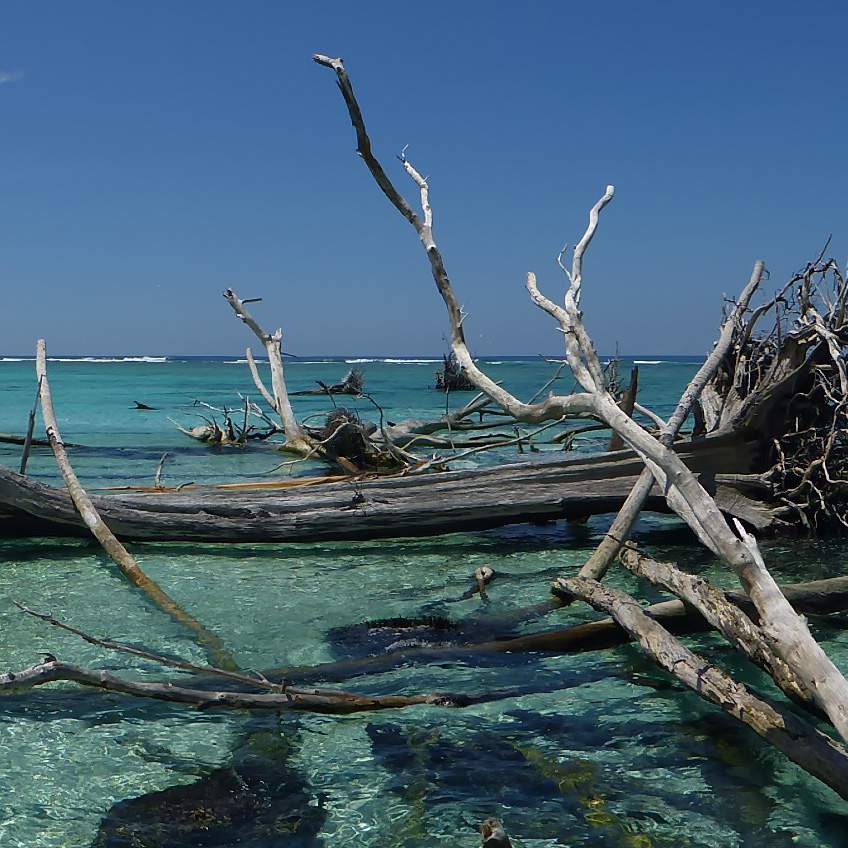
[223,289,310,451]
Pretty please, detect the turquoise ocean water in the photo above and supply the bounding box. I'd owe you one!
[1,355,847,847]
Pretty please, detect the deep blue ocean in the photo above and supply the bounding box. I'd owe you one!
[1,355,846,847]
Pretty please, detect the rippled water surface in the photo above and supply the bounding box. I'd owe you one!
[1,356,847,847]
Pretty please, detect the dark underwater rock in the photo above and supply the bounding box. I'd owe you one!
[325,615,462,659]
[91,728,326,847]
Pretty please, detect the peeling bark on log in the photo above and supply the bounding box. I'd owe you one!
[0,434,766,541]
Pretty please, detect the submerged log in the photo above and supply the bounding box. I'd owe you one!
[0,432,52,447]
[0,432,768,541]
[264,572,848,685]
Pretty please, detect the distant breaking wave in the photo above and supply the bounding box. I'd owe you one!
[633,360,664,365]
[56,356,167,363]
[345,358,440,364]
[0,356,168,363]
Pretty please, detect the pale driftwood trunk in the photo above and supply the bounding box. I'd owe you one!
[734,520,848,740]
[561,576,848,801]
[34,340,236,670]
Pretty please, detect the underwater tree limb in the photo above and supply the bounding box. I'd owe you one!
[34,340,238,671]
[561,576,848,801]
[260,573,848,685]
[15,602,271,692]
[0,659,464,714]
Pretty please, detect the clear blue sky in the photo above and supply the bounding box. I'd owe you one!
[2,1,845,356]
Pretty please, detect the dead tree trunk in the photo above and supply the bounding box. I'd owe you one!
[607,365,637,452]
[314,51,848,788]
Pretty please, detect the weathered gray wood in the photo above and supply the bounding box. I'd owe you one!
[0,433,762,541]
[562,576,848,801]
[616,547,811,708]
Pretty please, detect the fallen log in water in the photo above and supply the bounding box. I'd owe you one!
[0,433,771,541]
[0,431,54,447]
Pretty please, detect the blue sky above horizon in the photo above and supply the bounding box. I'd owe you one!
[2,1,846,356]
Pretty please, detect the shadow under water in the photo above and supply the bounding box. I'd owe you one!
[91,718,326,847]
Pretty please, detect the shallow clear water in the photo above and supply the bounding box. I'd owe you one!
[1,356,847,847]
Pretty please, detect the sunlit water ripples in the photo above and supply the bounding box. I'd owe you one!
[1,357,847,845]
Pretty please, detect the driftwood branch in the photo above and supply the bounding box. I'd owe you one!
[34,339,237,671]
[0,659,462,714]
[244,346,279,411]
[616,546,812,709]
